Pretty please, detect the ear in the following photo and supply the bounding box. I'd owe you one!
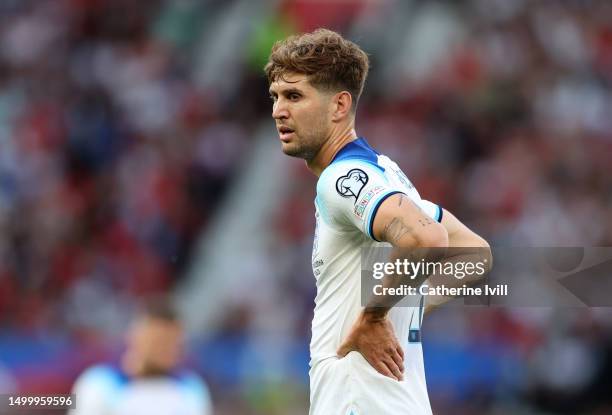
[331,91,353,122]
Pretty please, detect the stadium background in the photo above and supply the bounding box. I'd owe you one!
[0,0,611,414]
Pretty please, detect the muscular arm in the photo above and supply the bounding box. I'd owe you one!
[423,208,492,315]
[337,195,492,381]
[337,193,448,380]
[366,193,449,314]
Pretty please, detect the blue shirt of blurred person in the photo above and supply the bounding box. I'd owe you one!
[69,297,212,415]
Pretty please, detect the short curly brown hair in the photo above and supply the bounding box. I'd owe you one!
[265,28,370,111]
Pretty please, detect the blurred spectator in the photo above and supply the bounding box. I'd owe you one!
[0,0,611,414]
[69,297,212,415]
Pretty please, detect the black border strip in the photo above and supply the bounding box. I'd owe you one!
[368,191,405,241]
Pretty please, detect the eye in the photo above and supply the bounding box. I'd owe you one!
[288,93,300,101]
[269,94,277,102]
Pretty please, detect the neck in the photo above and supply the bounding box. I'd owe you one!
[307,123,358,176]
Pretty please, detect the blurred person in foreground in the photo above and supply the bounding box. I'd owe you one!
[69,298,212,415]
[266,29,491,414]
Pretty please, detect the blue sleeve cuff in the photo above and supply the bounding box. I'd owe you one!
[367,191,405,241]
[436,205,443,222]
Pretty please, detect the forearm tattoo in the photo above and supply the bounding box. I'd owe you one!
[383,195,434,243]
[383,217,414,244]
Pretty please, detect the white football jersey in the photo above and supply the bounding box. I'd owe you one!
[309,137,442,415]
[69,365,212,415]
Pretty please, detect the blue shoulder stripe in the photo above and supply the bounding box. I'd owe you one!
[331,137,384,173]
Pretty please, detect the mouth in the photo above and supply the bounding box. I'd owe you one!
[277,126,295,142]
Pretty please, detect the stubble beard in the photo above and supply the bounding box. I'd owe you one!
[282,135,321,161]
[282,119,328,162]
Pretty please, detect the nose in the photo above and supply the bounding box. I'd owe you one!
[272,99,289,120]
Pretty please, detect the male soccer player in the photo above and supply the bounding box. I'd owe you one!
[69,298,212,415]
[266,29,491,414]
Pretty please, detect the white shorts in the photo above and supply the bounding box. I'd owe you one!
[309,351,433,415]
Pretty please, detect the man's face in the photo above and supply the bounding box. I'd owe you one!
[123,317,184,376]
[269,72,333,160]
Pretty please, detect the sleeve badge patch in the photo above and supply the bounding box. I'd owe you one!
[354,185,385,219]
[335,168,368,202]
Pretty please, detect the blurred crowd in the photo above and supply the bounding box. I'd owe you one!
[0,0,611,414]
[0,0,249,334]
[0,0,251,402]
